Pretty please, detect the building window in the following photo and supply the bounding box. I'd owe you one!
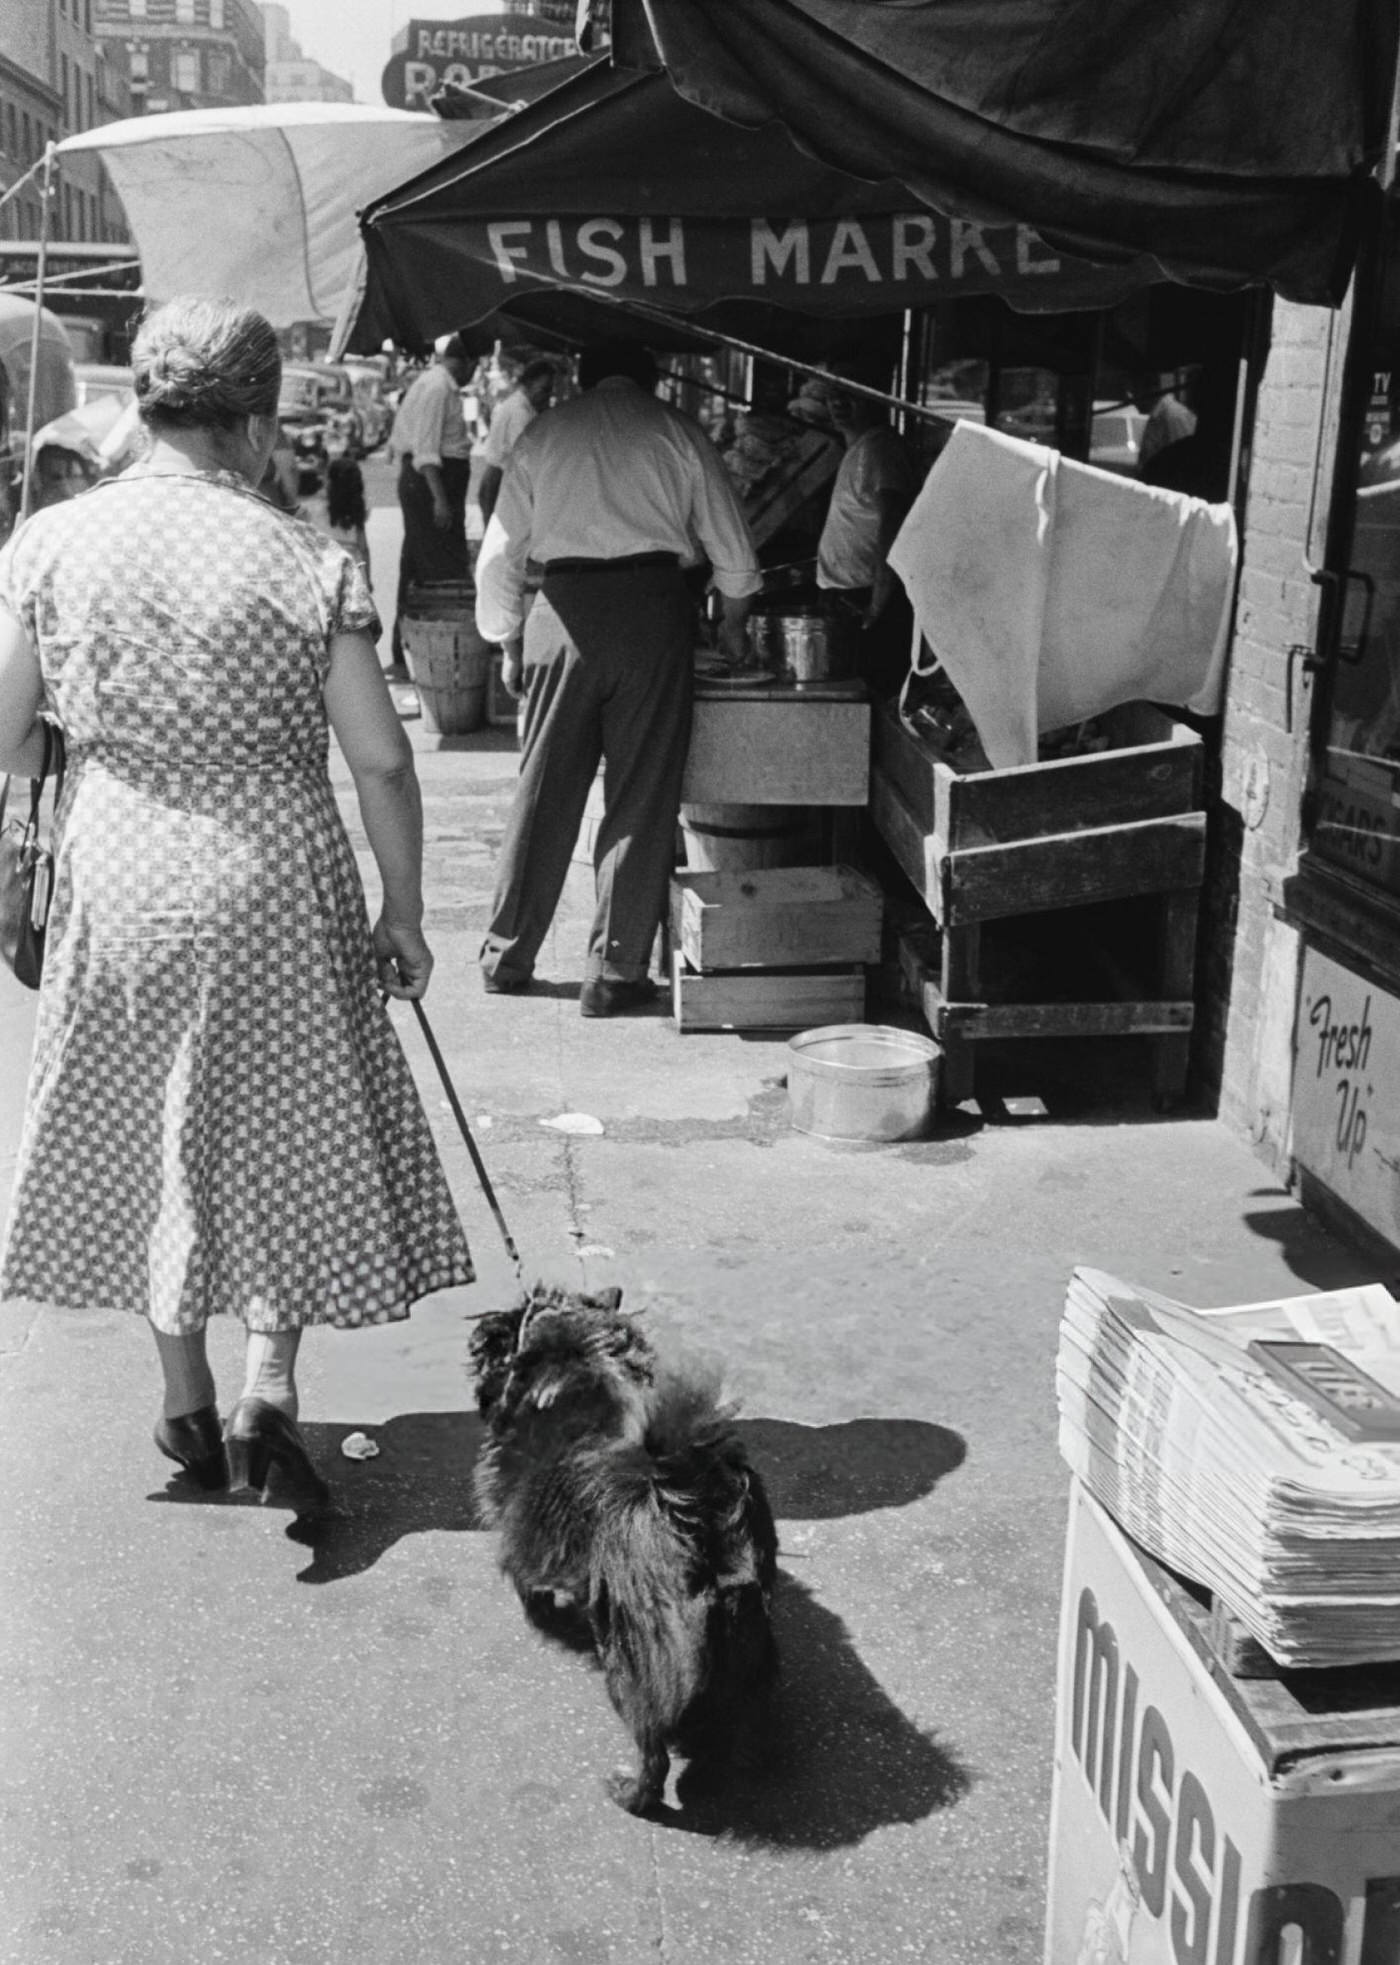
[210,0,225,24]
[5,107,16,159]
[207,49,230,93]
[173,50,199,93]
[130,0,147,16]
[61,54,71,127]
[176,0,195,20]
[130,45,149,80]
[1313,189,1400,900]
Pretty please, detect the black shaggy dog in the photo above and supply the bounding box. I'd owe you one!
[469,1284,780,1815]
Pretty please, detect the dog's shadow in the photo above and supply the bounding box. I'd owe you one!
[669,1567,972,1848]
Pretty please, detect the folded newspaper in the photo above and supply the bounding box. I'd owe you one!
[1057,1267,1400,1668]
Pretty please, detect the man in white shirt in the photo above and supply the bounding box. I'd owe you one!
[476,357,556,526]
[816,376,917,696]
[389,334,474,664]
[475,339,760,1016]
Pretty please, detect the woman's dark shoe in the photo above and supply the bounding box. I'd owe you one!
[223,1398,330,1512]
[154,1406,229,1491]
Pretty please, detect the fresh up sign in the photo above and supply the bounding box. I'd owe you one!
[381,11,575,109]
[1047,1488,1400,1965]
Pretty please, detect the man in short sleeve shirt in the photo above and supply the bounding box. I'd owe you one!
[477,358,556,526]
[389,334,473,662]
[816,379,917,696]
[475,339,760,1017]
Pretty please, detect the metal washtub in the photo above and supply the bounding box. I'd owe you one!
[787,1023,941,1141]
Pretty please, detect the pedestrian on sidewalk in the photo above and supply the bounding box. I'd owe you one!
[474,337,760,1016]
[388,333,474,668]
[0,296,474,1506]
[476,357,556,527]
[322,455,372,584]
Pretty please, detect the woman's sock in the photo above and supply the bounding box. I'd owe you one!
[241,1328,303,1420]
[150,1324,216,1421]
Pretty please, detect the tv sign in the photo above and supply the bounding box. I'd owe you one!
[381,11,576,110]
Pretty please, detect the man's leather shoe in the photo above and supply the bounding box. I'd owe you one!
[579,976,658,1019]
[483,971,530,995]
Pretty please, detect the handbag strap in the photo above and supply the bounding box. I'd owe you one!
[0,722,65,838]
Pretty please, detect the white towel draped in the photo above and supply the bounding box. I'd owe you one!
[887,421,1238,768]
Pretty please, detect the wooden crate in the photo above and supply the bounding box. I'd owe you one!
[872,698,1205,926]
[671,953,866,1033]
[670,864,882,973]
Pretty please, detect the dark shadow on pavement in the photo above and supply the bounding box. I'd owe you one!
[742,1416,966,1519]
[665,1569,972,1848]
[151,1414,962,1577]
[1241,1188,1393,1292]
[148,1413,484,1574]
[291,1413,483,1582]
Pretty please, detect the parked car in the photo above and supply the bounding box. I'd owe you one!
[291,362,363,459]
[339,359,393,450]
[74,362,135,411]
[0,295,78,540]
[277,362,363,490]
[1090,401,1149,477]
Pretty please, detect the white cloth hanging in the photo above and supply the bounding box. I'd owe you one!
[887,420,1237,768]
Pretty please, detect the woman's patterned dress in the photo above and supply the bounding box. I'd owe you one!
[0,469,474,1332]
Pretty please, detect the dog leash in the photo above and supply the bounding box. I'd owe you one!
[408,995,525,1283]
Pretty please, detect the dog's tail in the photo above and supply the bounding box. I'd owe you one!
[586,1369,779,1742]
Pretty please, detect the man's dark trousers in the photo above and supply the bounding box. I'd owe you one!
[392,454,472,661]
[481,559,694,988]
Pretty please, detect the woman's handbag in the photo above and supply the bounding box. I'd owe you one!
[0,722,66,989]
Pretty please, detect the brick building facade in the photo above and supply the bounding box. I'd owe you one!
[94,0,264,114]
[1,0,129,244]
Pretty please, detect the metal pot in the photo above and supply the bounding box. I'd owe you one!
[775,612,850,684]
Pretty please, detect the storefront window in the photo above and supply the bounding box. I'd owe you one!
[1315,191,1400,896]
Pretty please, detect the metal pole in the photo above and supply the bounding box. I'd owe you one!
[19,142,56,524]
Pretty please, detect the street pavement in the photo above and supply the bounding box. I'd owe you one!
[0,453,1379,1964]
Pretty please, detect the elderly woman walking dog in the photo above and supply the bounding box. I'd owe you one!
[0,296,474,1509]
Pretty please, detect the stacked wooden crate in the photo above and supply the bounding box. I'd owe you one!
[870,699,1206,1104]
[670,864,882,1033]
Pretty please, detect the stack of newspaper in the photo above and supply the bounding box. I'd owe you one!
[1057,1267,1400,1668]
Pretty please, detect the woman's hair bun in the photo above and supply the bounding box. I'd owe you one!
[133,297,281,431]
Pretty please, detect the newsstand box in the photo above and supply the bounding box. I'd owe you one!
[1045,1483,1400,1965]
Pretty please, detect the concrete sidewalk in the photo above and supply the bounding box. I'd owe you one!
[0,563,1378,1963]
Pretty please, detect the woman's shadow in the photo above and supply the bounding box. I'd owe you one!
[157,1409,973,1846]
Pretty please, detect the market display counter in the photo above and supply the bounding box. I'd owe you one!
[682,679,870,807]
[870,698,1207,1104]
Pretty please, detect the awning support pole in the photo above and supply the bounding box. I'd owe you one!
[19,142,56,525]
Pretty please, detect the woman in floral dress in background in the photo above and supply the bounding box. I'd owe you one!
[0,297,474,1509]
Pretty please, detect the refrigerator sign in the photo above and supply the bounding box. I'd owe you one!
[381,12,575,109]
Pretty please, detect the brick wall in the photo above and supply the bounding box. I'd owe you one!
[1210,298,1348,1161]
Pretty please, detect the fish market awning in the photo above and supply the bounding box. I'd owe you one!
[631,0,1399,310]
[352,61,1192,354]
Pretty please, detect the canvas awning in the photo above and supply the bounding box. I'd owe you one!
[633,0,1399,309]
[352,60,1192,355]
[57,102,495,327]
